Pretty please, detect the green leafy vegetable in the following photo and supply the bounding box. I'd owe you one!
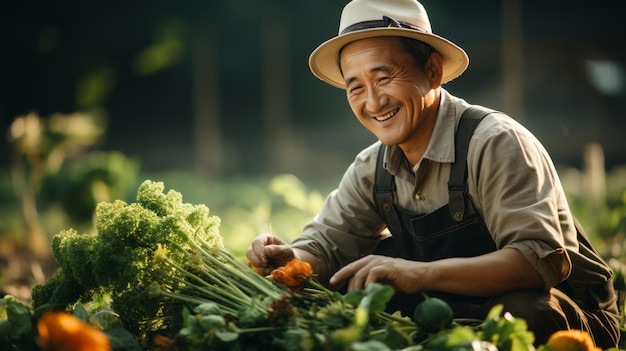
[31,180,282,341]
[413,296,454,333]
[0,296,33,342]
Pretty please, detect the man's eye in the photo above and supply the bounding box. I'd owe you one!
[348,85,363,94]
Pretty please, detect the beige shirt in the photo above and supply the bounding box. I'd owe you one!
[292,89,610,291]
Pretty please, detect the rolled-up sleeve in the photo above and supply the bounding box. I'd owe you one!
[467,114,574,288]
[507,240,571,288]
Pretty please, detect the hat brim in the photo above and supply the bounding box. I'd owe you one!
[309,27,469,89]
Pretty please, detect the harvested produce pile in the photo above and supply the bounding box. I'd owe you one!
[0,180,604,351]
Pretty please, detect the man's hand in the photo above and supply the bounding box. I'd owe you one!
[329,248,544,296]
[246,233,295,276]
[330,255,425,293]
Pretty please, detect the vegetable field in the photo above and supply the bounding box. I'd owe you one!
[1,118,625,350]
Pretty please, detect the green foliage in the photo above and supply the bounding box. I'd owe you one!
[30,268,92,317]
[479,305,534,351]
[40,150,140,223]
[419,303,534,351]
[51,230,99,289]
[345,283,395,316]
[177,281,403,351]
[2,111,140,251]
[0,296,34,349]
[32,179,224,339]
[565,167,626,248]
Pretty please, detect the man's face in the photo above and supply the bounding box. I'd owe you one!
[340,37,440,150]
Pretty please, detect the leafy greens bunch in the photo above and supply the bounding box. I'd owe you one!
[31,179,283,342]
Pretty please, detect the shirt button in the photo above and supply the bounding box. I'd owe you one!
[414,193,425,201]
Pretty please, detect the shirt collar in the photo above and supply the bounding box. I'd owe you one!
[384,89,467,176]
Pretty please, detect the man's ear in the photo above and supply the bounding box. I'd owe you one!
[425,52,443,88]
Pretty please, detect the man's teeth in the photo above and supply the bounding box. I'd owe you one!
[375,110,397,121]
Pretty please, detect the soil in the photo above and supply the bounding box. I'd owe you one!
[0,237,58,305]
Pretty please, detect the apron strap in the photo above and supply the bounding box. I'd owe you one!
[448,105,495,221]
[374,105,495,233]
[374,144,404,236]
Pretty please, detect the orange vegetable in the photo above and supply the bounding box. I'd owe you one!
[153,334,187,351]
[271,258,313,291]
[37,311,111,351]
[546,329,601,351]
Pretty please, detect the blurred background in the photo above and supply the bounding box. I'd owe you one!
[1,0,625,302]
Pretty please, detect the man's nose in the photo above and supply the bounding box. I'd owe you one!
[365,87,387,113]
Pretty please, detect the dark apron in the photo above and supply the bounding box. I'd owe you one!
[372,106,496,316]
[372,198,497,315]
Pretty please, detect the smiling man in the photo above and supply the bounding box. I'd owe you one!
[246,0,620,347]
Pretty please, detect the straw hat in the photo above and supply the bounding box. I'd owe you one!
[309,0,469,89]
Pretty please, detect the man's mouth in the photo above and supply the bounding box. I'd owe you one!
[374,108,399,122]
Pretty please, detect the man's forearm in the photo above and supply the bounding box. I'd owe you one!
[426,247,545,296]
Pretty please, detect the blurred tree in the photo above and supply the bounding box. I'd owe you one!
[501,0,524,121]
[262,0,294,171]
[190,2,223,176]
[5,110,140,256]
[6,112,106,257]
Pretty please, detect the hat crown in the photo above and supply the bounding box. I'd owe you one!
[309,0,468,89]
[339,0,432,35]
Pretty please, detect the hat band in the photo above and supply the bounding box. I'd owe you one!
[340,16,428,35]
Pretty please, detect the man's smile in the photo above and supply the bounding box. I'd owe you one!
[374,108,399,122]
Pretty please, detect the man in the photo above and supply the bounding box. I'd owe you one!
[246,0,620,347]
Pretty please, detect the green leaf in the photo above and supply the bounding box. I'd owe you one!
[331,325,362,347]
[195,302,222,315]
[105,327,142,351]
[238,306,266,327]
[89,309,124,330]
[216,330,239,342]
[485,304,504,320]
[370,323,410,349]
[322,315,350,329]
[507,319,534,351]
[478,308,535,351]
[427,326,476,351]
[72,303,89,322]
[282,329,318,351]
[360,283,394,314]
[0,296,32,341]
[198,315,226,330]
[351,340,393,351]
[344,290,365,306]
